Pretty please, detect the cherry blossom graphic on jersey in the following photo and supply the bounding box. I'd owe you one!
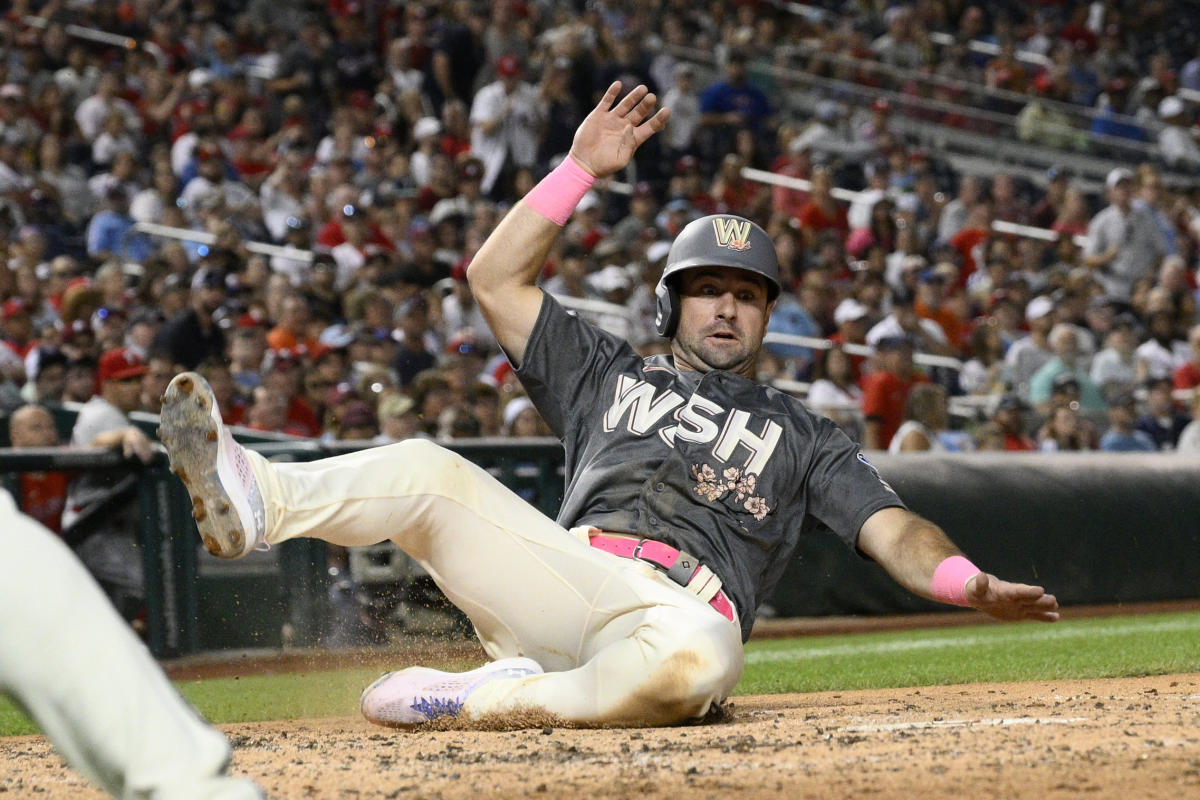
[690,463,774,521]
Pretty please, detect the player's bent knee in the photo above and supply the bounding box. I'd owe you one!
[628,617,743,725]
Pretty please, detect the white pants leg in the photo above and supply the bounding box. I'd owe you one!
[0,490,261,800]
[251,438,744,726]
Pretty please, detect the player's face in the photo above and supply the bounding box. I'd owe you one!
[671,267,773,377]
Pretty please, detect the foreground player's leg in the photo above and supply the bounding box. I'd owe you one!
[0,490,262,799]
[161,372,742,727]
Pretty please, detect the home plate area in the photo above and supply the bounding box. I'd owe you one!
[1,674,1196,799]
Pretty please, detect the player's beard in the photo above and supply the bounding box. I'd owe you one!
[672,323,761,376]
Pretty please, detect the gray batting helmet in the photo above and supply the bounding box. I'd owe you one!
[654,214,781,337]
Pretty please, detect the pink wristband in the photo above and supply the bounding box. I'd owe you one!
[524,155,596,226]
[930,556,981,607]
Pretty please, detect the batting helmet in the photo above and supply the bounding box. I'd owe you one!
[654,214,781,337]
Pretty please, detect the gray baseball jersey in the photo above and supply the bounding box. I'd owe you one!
[516,295,905,641]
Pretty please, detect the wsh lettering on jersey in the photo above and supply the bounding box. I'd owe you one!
[602,375,781,475]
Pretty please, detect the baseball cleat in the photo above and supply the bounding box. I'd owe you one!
[360,657,543,727]
[160,372,268,558]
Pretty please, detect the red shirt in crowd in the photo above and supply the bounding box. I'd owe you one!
[949,225,989,288]
[1004,433,1037,452]
[796,201,849,239]
[19,472,70,535]
[1174,362,1200,391]
[861,370,928,449]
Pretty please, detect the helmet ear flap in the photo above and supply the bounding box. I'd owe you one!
[654,279,679,338]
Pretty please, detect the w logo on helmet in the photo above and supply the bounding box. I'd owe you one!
[712,217,753,251]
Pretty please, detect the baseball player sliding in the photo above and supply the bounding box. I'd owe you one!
[160,83,1057,729]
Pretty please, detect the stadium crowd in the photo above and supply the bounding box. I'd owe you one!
[3,0,1200,505]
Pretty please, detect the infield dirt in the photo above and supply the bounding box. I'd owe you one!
[2,672,1197,799]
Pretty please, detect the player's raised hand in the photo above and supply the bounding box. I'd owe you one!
[965,572,1060,622]
[568,82,670,179]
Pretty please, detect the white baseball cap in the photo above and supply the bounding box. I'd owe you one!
[1106,167,1134,190]
[834,298,870,325]
[646,241,671,263]
[1158,95,1186,120]
[1026,295,1055,321]
[413,116,442,140]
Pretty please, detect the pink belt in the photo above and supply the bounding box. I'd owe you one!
[588,533,736,623]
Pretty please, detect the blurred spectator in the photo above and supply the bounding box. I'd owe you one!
[502,394,550,437]
[1175,390,1200,452]
[266,292,317,355]
[62,356,98,404]
[152,266,228,370]
[23,347,68,405]
[888,383,972,453]
[36,133,93,228]
[661,62,701,157]
[1134,167,1180,257]
[805,346,863,442]
[85,186,153,264]
[328,400,379,441]
[990,394,1036,451]
[196,359,246,427]
[1083,168,1168,301]
[73,73,138,144]
[2,296,37,365]
[794,166,848,248]
[913,268,967,354]
[861,335,927,450]
[1173,323,1200,390]
[391,296,438,388]
[1037,402,1098,452]
[866,290,950,356]
[709,152,766,219]
[1090,313,1140,400]
[469,54,541,198]
[1016,73,1086,150]
[63,348,155,620]
[411,369,455,437]
[374,393,424,444]
[1136,376,1191,450]
[1156,96,1200,170]
[1135,308,1189,381]
[938,174,983,243]
[697,50,771,161]
[611,182,660,249]
[139,352,176,415]
[1099,392,1156,452]
[1030,167,1069,229]
[960,319,1007,395]
[1029,325,1105,415]
[1051,185,1091,239]
[7,403,68,534]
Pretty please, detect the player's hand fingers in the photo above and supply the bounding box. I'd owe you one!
[613,84,649,116]
[633,107,671,145]
[626,91,658,125]
[594,81,622,113]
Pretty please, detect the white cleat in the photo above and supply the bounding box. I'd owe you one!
[159,372,268,558]
[360,657,543,727]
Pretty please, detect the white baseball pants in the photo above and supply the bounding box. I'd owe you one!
[247,438,744,726]
[0,490,261,799]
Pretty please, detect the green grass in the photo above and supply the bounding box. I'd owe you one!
[2,611,1197,737]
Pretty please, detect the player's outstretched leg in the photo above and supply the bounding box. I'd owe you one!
[359,657,543,727]
[159,372,267,558]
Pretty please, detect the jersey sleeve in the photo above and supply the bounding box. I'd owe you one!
[803,422,906,551]
[514,293,637,439]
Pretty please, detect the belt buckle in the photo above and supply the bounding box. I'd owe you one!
[631,538,648,560]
